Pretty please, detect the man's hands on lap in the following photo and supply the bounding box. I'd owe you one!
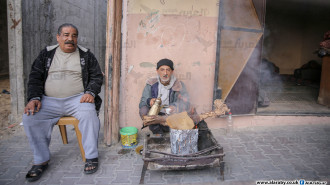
[24,94,94,116]
[80,93,94,103]
[24,100,41,115]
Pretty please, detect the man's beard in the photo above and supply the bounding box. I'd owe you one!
[160,75,170,85]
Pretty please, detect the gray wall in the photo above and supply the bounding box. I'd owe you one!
[0,0,9,76]
[22,0,107,94]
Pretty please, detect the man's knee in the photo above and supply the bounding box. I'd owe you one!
[22,114,39,126]
[139,106,149,118]
[77,103,99,122]
[79,102,96,112]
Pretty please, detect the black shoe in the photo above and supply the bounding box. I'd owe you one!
[84,158,98,174]
[25,163,48,182]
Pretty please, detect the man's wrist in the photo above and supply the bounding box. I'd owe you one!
[29,97,41,102]
[85,91,95,97]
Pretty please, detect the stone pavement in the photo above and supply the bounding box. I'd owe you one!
[0,123,330,185]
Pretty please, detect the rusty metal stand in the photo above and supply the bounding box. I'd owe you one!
[220,161,225,180]
[140,133,150,184]
[139,161,148,184]
[139,131,225,183]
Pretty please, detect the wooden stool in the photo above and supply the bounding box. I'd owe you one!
[56,117,85,162]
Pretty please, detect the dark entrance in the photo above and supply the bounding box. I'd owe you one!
[257,0,330,115]
[0,0,9,77]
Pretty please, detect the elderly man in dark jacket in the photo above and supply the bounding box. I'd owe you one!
[139,59,190,136]
[23,23,103,182]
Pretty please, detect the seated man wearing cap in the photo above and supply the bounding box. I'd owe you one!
[139,59,190,135]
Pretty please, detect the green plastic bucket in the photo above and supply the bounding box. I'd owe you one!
[120,127,138,148]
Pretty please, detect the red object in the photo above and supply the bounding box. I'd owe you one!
[320,31,330,49]
[8,124,17,128]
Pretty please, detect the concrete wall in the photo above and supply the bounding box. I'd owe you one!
[22,0,107,97]
[120,0,219,128]
[0,0,9,76]
[263,0,330,74]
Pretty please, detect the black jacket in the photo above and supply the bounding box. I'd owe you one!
[27,44,103,111]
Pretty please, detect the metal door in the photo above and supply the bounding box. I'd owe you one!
[214,0,266,114]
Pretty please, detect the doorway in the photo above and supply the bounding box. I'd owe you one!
[0,0,12,134]
[0,0,9,78]
[257,0,330,115]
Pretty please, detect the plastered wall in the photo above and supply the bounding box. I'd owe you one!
[120,0,219,128]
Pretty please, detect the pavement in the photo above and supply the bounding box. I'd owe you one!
[0,121,330,185]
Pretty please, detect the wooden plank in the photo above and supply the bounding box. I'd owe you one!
[318,56,330,106]
[104,0,122,145]
[104,0,114,146]
[111,0,122,144]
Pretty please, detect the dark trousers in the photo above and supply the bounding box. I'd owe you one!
[139,106,169,134]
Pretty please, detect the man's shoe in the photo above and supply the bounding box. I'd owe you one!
[84,158,98,174]
[25,163,48,182]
